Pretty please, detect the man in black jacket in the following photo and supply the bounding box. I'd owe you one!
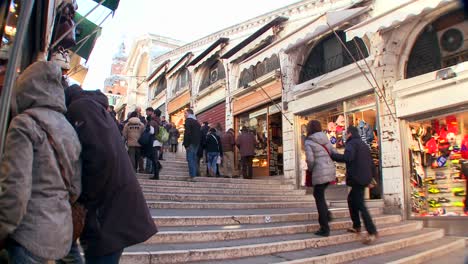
[331,126,378,245]
[183,109,201,179]
[64,85,157,262]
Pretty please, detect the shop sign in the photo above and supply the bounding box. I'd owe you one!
[249,108,268,119]
[347,94,375,111]
[268,105,281,115]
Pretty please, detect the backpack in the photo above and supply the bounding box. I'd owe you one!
[138,125,153,147]
[155,125,169,143]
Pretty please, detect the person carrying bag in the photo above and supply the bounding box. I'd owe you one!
[304,120,336,237]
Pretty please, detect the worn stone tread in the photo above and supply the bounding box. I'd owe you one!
[346,236,465,264]
[156,215,397,232]
[124,221,417,253]
[189,229,442,264]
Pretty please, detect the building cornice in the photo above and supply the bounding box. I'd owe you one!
[151,0,355,65]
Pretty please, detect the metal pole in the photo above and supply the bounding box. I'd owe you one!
[0,0,36,158]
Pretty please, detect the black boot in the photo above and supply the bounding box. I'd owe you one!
[314,228,330,237]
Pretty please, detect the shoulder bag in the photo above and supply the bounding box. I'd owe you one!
[25,111,86,241]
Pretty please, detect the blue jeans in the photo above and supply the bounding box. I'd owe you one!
[84,249,123,264]
[56,241,83,264]
[6,239,48,264]
[186,144,199,177]
[207,152,219,176]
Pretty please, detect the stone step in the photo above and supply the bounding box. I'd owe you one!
[147,201,315,209]
[138,174,289,185]
[144,193,314,202]
[426,241,468,264]
[142,185,307,196]
[346,236,465,264]
[120,221,423,264]
[138,179,296,190]
[191,228,444,264]
[330,199,384,208]
[152,207,383,227]
[147,215,400,244]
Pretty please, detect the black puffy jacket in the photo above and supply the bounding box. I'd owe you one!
[331,133,373,187]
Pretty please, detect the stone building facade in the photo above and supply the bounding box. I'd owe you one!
[140,0,468,222]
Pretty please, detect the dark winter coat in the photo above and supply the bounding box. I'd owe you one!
[331,132,373,187]
[221,130,236,152]
[236,131,256,157]
[183,117,201,148]
[205,132,223,155]
[65,88,157,256]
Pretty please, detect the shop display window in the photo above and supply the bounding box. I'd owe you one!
[236,105,284,176]
[0,0,20,93]
[298,94,380,193]
[238,110,268,171]
[408,112,468,217]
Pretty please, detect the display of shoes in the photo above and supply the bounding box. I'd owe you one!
[454,190,466,196]
[438,197,451,203]
[424,177,436,184]
[428,187,441,194]
[452,201,465,207]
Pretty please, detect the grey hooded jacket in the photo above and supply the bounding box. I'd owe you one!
[0,61,81,259]
[304,132,336,185]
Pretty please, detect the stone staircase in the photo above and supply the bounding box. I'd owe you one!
[122,158,468,264]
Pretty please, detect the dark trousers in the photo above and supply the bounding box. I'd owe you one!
[128,146,141,172]
[241,155,253,179]
[313,182,330,232]
[348,185,377,235]
[149,146,162,179]
[171,144,177,152]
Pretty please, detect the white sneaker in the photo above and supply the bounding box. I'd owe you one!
[362,234,378,245]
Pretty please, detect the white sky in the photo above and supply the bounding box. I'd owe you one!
[78,0,301,89]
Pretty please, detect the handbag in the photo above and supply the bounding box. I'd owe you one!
[24,111,86,241]
[216,155,222,164]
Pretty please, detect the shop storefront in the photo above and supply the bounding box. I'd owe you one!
[296,93,381,198]
[167,90,190,142]
[196,102,226,130]
[404,111,468,217]
[394,62,468,220]
[235,103,284,177]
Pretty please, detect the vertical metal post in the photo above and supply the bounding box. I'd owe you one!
[0,0,36,158]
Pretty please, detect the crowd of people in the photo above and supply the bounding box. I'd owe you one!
[0,62,157,263]
[0,62,380,264]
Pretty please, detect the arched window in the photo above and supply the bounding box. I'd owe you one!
[153,77,167,98]
[200,61,226,91]
[237,54,281,88]
[406,9,466,78]
[299,31,368,83]
[173,68,190,95]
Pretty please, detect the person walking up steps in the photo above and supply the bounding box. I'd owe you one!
[331,125,378,244]
[205,128,223,177]
[183,109,201,180]
[304,120,336,237]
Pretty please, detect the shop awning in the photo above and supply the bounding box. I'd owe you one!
[71,12,102,60]
[167,52,193,77]
[187,38,229,69]
[345,0,457,40]
[91,0,120,12]
[221,16,288,60]
[147,59,170,85]
[239,7,368,70]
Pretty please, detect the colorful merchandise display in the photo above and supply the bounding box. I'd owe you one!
[409,114,468,217]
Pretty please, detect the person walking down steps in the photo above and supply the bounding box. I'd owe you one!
[304,120,336,237]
